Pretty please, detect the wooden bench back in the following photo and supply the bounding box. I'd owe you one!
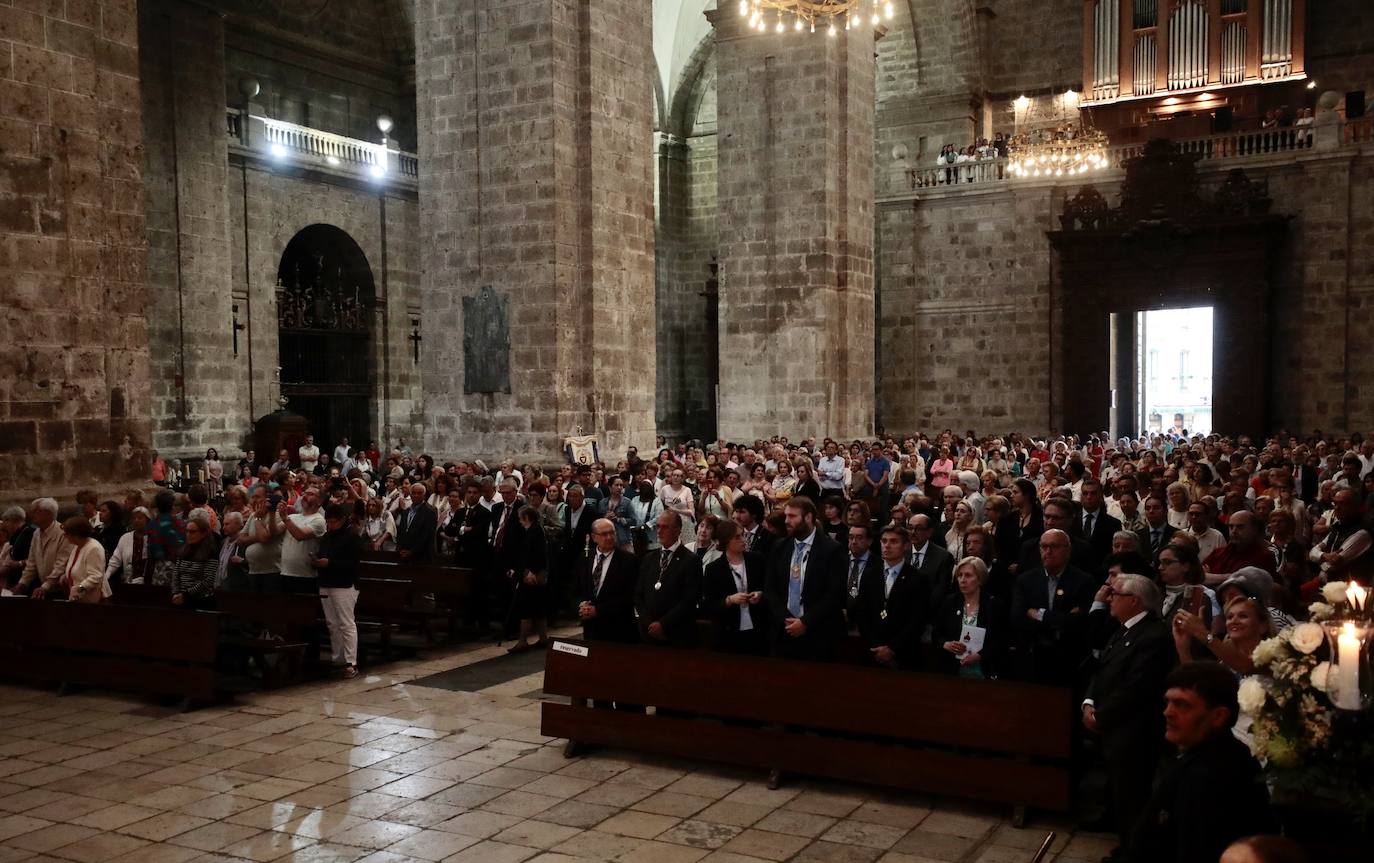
[110,582,174,607]
[215,590,320,631]
[0,597,219,702]
[540,638,1075,810]
[358,562,474,597]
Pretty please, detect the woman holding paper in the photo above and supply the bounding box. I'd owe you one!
[934,556,1005,679]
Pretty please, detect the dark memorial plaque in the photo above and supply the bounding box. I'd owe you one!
[462,285,512,394]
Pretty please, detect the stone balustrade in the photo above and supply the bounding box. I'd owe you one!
[225,108,419,187]
[901,120,1363,195]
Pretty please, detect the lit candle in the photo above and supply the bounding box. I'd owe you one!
[1334,622,1363,710]
[1347,582,1369,614]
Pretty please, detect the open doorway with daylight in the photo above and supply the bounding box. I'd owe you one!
[276,225,376,450]
[1136,306,1214,437]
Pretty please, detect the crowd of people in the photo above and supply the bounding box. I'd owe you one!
[934,132,1009,182]
[3,428,1370,862]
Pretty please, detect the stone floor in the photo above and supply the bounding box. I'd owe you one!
[0,635,1117,863]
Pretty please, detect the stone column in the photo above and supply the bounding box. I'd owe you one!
[416,0,656,462]
[139,0,235,457]
[0,0,149,499]
[710,11,877,441]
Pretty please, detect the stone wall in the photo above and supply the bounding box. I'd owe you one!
[878,148,1374,437]
[225,165,422,452]
[713,15,876,441]
[1,0,149,500]
[139,0,237,458]
[417,0,657,463]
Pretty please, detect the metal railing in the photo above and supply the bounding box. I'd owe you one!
[227,109,419,184]
[905,122,1354,192]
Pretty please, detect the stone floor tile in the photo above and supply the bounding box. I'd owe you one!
[439,839,537,863]
[7,824,100,854]
[535,800,617,830]
[612,839,708,862]
[467,768,543,791]
[22,798,110,824]
[0,817,52,844]
[663,774,745,801]
[233,778,315,802]
[693,802,774,829]
[698,852,771,863]
[718,785,799,809]
[329,821,422,851]
[907,811,994,840]
[491,820,581,851]
[549,829,648,861]
[655,820,744,851]
[820,821,909,851]
[373,777,455,802]
[325,793,411,820]
[517,775,597,801]
[751,809,838,839]
[384,828,479,861]
[432,810,522,840]
[272,811,370,840]
[570,783,654,809]
[848,802,931,831]
[595,810,680,840]
[0,790,67,814]
[44,830,150,863]
[218,830,317,862]
[384,802,464,830]
[425,784,505,810]
[284,841,371,863]
[479,791,563,820]
[106,841,204,863]
[165,820,263,852]
[70,803,162,831]
[784,791,864,819]
[414,762,486,784]
[888,829,979,861]
[720,828,812,861]
[629,791,713,818]
[327,771,406,793]
[791,840,884,863]
[118,812,214,842]
[985,824,1067,852]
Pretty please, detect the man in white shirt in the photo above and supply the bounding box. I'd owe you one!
[333,437,352,468]
[816,441,847,493]
[299,435,320,473]
[1185,500,1226,562]
[278,489,326,588]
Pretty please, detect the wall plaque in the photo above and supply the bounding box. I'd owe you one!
[462,285,512,394]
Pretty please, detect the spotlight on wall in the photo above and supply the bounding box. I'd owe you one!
[376,115,394,136]
[326,155,341,167]
[270,143,287,158]
[370,163,387,179]
[1306,80,1317,89]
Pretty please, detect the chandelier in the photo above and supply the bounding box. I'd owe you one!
[737,0,895,34]
[1006,92,1111,178]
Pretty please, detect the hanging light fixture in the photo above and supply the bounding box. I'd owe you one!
[736,0,893,34]
[1006,89,1110,179]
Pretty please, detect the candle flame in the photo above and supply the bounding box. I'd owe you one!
[1346,582,1368,610]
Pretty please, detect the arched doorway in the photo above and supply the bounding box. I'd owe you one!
[275,225,375,451]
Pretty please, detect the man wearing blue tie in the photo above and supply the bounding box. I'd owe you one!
[764,496,846,662]
[855,525,932,669]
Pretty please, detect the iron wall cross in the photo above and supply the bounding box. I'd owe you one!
[409,317,422,364]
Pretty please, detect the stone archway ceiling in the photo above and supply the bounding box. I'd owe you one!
[655,0,716,114]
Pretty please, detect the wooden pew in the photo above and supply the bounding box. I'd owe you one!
[109,582,174,607]
[541,639,1075,819]
[0,597,219,709]
[215,590,322,687]
[357,561,474,643]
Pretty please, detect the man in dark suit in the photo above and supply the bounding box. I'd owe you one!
[730,494,775,559]
[1082,574,1177,851]
[1134,494,1177,563]
[1079,479,1123,572]
[487,479,525,635]
[1124,663,1275,863]
[855,525,931,670]
[634,511,702,647]
[1011,528,1096,686]
[843,522,880,633]
[442,480,493,628]
[764,496,847,662]
[560,484,598,614]
[908,514,955,608]
[1019,498,1094,573]
[579,518,638,644]
[396,483,437,562]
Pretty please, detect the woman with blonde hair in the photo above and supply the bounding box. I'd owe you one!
[56,516,109,603]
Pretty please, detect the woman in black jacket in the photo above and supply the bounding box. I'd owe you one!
[701,521,768,655]
[312,503,362,678]
[933,556,1006,679]
[507,506,550,654]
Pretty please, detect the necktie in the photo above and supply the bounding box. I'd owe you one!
[787,541,807,617]
[744,530,755,552]
[593,553,608,596]
[659,547,673,582]
[1046,574,1059,610]
[848,557,863,598]
[915,548,924,569]
[1084,513,1095,536]
[1151,528,1161,550]
[494,508,509,549]
[884,566,898,599]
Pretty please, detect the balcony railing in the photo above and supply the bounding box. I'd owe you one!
[226,109,419,186]
[904,122,1360,192]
